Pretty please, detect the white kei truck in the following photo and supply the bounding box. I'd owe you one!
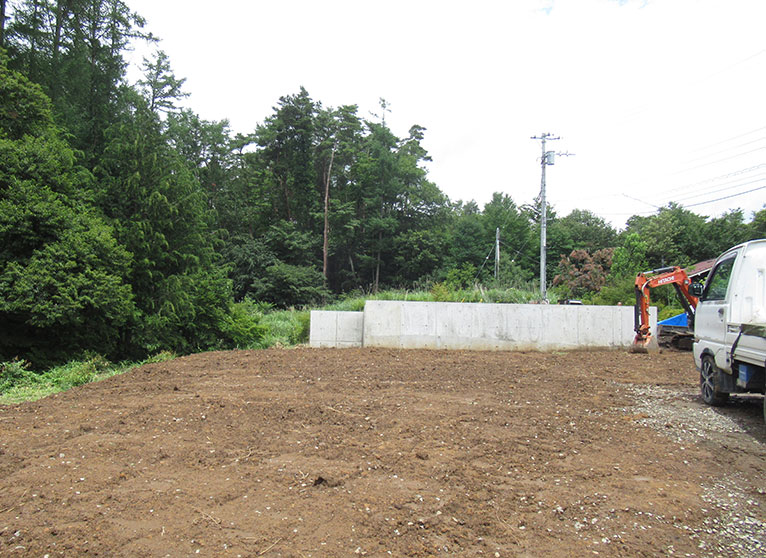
[692,239,766,422]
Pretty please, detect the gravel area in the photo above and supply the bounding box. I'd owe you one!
[623,382,765,558]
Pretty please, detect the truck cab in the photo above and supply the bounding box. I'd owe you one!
[692,239,766,421]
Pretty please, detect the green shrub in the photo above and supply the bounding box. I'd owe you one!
[339,298,366,312]
[0,359,37,393]
[658,305,685,321]
[254,262,329,308]
[430,282,451,301]
[445,263,477,290]
[44,355,111,389]
[290,311,311,344]
[483,288,537,304]
[590,276,635,306]
[221,301,267,348]
[255,310,308,348]
[142,351,176,364]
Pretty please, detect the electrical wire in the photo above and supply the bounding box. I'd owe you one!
[682,135,766,165]
[671,175,766,203]
[655,163,766,199]
[673,145,766,174]
[682,184,766,209]
[685,125,766,154]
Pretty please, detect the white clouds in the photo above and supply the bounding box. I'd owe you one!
[126,0,766,228]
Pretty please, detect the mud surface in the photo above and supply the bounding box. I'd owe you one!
[1,348,764,557]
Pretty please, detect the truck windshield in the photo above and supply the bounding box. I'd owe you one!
[702,256,735,301]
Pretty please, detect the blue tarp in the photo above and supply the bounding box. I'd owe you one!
[658,313,688,327]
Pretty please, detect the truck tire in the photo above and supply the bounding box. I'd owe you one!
[700,355,729,406]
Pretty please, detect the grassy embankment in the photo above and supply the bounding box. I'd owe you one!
[0,352,175,404]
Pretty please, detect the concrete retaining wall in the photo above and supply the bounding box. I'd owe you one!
[309,301,655,350]
[309,311,364,348]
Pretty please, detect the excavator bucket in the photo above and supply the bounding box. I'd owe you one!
[630,333,660,354]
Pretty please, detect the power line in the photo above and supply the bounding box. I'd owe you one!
[622,193,661,210]
[655,163,766,198]
[686,125,766,154]
[683,184,766,208]
[683,135,766,165]
[671,174,766,203]
[619,160,766,212]
[673,145,766,175]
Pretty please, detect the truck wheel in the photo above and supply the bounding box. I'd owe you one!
[700,355,729,406]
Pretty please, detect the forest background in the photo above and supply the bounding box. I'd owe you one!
[1,0,765,375]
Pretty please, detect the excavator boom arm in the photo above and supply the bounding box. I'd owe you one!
[632,266,699,351]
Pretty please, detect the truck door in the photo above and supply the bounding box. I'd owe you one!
[695,253,738,371]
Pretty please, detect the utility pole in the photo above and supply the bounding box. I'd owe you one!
[494,227,500,281]
[531,133,559,301]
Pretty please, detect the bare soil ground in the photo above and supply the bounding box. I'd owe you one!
[1,348,764,558]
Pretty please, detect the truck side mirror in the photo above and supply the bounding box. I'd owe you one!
[690,282,704,297]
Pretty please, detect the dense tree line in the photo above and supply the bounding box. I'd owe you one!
[1,0,764,367]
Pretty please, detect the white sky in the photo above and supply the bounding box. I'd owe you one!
[125,0,766,230]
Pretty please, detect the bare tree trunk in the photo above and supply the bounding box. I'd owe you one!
[51,1,72,99]
[374,231,382,293]
[322,146,336,282]
[279,176,292,222]
[53,1,70,59]
[0,0,7,49]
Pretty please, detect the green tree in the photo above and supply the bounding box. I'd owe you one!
[137,49,188,113]
[445,212,488,278]
[482,192,537,285]
[255,87,318,226]
[6,0,152,160]
[251,262,329,309]
[590,232,649,307]
[165,110,239,225]
[551,209,617,254]
[705,209,750,254]
[393,228,447,284]
[353,117,399,291]
[314,103,363,283]
[388,124,449,286]
[611,232,648,278]
[751,207,766,239]
[0,54,134,366]
[98,87,232,355]
[624,203,710,267]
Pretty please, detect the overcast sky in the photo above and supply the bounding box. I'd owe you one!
[125,0,765,229]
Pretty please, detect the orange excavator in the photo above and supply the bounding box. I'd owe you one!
[631,266,699,353]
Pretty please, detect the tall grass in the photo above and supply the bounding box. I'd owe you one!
[0,352,175,404]
[254,309,311,348]
[324,284,543,309]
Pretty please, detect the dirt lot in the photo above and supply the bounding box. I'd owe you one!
[1,348,764,557]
